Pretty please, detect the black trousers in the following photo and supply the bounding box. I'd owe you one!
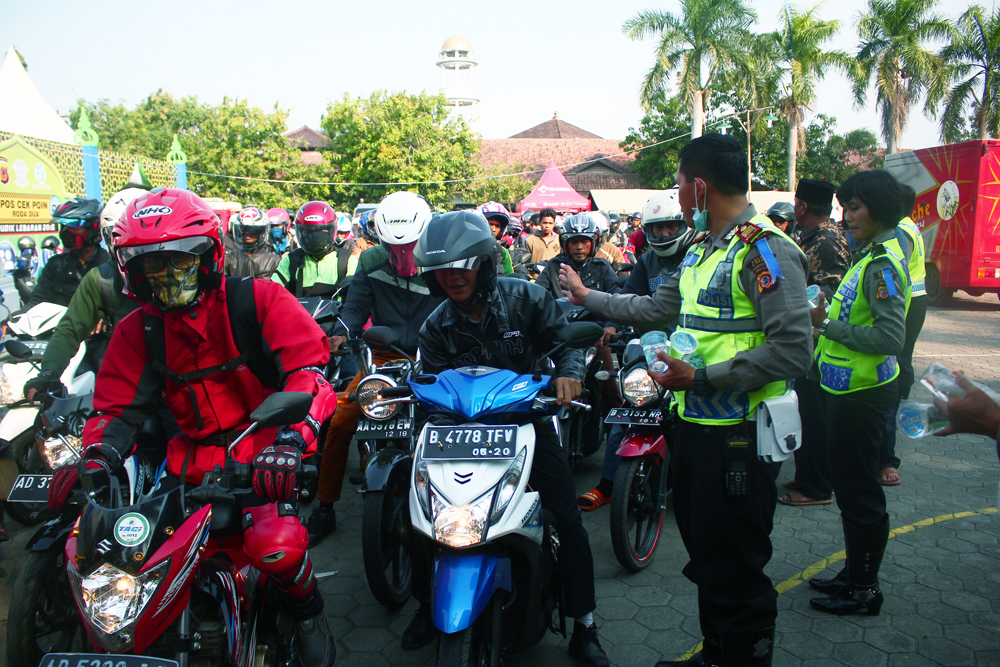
[880,295,928,469]
[826,382,895,529]
[671,419,780,640]
[412,419,597,618]
[790,377,833,500]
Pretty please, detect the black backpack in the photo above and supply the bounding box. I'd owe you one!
[144,277,280,430]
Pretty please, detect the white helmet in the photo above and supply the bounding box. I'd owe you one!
[642,189,695,258]
[101,188,147,247]
[374,191,432,245]
[593,210,611,243]
[232,205,269,250]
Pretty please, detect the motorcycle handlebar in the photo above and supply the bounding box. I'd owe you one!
[379,385,413,399]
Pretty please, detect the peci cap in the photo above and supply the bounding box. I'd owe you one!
[795,179,836,208]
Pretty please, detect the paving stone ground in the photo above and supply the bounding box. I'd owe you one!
[1,291,998,666]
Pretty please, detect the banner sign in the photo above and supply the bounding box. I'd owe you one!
[0,135,68,233]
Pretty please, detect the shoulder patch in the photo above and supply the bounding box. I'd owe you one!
[736,222,772,245]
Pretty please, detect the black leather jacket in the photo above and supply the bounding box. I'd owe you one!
[246,245,281,279]
[25,247,110,309]
[535,253,619,300]
[419,277,584,382]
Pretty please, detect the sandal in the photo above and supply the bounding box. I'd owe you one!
[782,480,800,490]
[0,523,8,542]
[778,492,833,507]
[577,488,611,511]
[879,468,901,486]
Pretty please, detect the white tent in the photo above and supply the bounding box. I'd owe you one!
[0,46,76,144]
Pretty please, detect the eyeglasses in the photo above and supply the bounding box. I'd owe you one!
[140,252,199,274]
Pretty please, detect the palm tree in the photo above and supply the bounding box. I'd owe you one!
[853,0,952,154]
[623,0,760,139]
[938,5,1000,142]
[772,4,851,190]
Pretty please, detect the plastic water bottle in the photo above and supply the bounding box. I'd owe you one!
[921,362,1000,404]
[897,401,950,439]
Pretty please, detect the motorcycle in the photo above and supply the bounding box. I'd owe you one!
[599,337,674,572]
[378,321,603,665]
[6,391,317,667]
[350,326,420,609]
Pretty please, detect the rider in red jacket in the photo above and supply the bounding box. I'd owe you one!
[48,188,338,667]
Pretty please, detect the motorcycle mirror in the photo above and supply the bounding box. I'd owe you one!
[556,322,605,348]
[617,263,634,272]
[4,339,33,360]
[363,326,401,351]
[595,370,616,381]
[249,392,313,429]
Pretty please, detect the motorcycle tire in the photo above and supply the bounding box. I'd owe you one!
[6,432,45,526]
[7,549,85,667]
[436,595,501,667]
[611,455,664,572]
[361,470,412,609]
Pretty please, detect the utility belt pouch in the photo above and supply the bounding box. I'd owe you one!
[755,390,801,463]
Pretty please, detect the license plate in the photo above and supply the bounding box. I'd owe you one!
[605,408,664,426]
[354,417,413,440]
[423,426,517,460]
[7,474,51,502]
[39,654,179,667]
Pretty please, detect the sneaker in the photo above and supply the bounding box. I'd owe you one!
[568,621,609,667]
[306,507,337,548]
[295,615,335,667]
[577,489,611,511]
[401,604,437,650]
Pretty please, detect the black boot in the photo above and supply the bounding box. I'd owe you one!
[655,638,721,666]
[807,567,848,595]
[811,516,888,617]
[295,614,336,667]
[568,621,610,667]
[719,627,774,667]
[401,603,436,650]
[306,505,337,547]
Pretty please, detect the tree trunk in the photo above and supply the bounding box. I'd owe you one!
[787,110,798,192]
[691,90,704,139]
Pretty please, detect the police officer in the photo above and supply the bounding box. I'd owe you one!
[878,184,926,486]
[807,170,910,616]
[560,134,812,667]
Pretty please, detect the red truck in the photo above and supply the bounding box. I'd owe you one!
[883,140,1000,305]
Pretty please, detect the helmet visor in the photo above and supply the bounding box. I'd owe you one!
[419,256,484,274]
[297,223,335,256]
[118,237,214,266]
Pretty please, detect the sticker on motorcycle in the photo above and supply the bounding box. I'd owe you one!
[424,426,517,460]
[114,512,151,547]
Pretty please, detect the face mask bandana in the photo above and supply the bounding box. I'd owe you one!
[388,241,419,278]
[142,253,202,309]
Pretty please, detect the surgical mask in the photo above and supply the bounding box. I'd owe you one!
[691,179,709,232]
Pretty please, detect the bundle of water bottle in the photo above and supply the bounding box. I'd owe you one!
[897,362,1000,438]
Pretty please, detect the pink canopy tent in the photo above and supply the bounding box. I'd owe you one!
[518,160,591,213]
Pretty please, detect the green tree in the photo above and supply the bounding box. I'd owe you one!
[321,91,480,209]
[620,97,693,188]
[853,0,952,153]
[770,4,851,190]
[938,4,1000,141]
[461,163,533,209]
[622,0,762,138]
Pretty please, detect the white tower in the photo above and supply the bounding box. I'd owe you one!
[437,35,479,127]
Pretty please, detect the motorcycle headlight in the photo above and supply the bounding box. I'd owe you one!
[39,434,82,470]
[356,374,400,421]
[432,490,492,548]
[414,458,432,519]
[622,368,660,407]
[68,560,169,651]
[490,448,526,525]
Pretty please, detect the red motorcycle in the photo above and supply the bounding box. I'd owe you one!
[7,392,316,667]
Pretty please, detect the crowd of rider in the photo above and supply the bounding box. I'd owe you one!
[6,131,930,667]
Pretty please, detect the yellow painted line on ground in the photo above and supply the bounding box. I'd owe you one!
[677,506,999,661]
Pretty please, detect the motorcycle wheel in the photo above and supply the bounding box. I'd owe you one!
[611,455,664,572]
[436,595,501,667]
[361,470,412,609]
[6,432,45,526]
[7,549,86,667]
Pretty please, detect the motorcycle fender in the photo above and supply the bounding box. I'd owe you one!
[361,447,410,492]
[616,432,667,458]
[432,552,511,634]
[26,517,74,552]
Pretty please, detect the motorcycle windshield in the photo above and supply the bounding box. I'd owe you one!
[410,366,549,421]
[73,487,185,577]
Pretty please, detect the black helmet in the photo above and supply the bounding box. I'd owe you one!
[17,236,36,252]
[520,209,535,224]
[42,236,60,252]
[415,210,497,299]
[53,197,103,251]
[766,201,796,224]
[559,213,600,257]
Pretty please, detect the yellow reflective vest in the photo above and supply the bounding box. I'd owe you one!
[896,217,927,297]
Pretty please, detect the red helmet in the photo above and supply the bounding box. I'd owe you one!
[294,201,337,258]
[113,188,224,307]
[266,207,291,228]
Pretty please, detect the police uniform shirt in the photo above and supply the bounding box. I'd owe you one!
[584,205,813,394]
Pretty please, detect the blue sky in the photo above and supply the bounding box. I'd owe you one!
[2,0,981,151]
